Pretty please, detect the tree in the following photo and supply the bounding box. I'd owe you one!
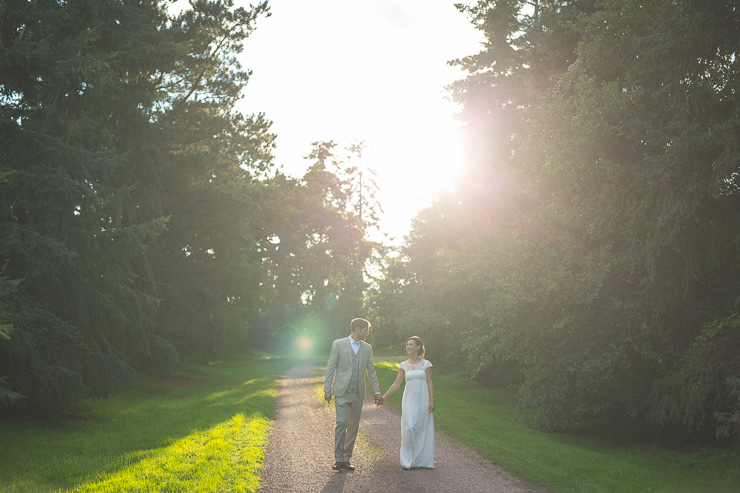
[382,0,740,441]
[146,0,276,360]
[253,141,382,350]
[510,0,740,437]
[0,0,274,411]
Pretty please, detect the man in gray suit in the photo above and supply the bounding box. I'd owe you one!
[324,318,384,471]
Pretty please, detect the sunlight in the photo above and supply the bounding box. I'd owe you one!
[296,336,313,355]
[239,0,482,242]
[74,414,268,492]
[361,102,465,240]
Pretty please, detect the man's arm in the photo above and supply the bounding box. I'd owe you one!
[324,340,339,402]
[365,346,383,404]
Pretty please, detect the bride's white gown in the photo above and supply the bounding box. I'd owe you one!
[399,359,435,469]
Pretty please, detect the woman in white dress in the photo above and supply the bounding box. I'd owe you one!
[382,336,435,469]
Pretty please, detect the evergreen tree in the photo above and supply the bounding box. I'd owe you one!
[0,0,273,411]
[383,0,740,441]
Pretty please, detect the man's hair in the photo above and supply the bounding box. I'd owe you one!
[350,318,370,332]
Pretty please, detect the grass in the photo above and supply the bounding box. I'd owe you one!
[370,347,400,358]
[0,354,299,493]
[374,360,740,493]
[3,352,738,492]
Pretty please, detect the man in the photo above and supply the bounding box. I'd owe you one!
[324,317,384,471]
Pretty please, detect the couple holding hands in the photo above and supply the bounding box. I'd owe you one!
[323,318,435,472]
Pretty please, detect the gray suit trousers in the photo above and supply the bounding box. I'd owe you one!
[334,390,363,462]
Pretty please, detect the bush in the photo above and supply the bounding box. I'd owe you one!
[651,314,740,443]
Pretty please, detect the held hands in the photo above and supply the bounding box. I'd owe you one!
[325,391,385,406]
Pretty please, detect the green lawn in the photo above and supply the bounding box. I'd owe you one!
[0,354,298,493]
[374,360,740,493]
[2,354,737,493]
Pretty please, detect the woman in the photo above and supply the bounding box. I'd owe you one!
[382,336,435,469]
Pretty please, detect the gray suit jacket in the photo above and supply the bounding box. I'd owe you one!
[324,336,380,398]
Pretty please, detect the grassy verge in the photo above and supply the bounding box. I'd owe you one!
[0,354,298,493]
[370,347,400,359]
[374,360,740,493]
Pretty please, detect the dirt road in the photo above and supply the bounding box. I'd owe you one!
[258,359,545,493]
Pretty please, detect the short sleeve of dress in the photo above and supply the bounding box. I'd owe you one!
[399,361,406,372]
[424,359,433,370]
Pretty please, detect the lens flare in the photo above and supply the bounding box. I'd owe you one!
[296,336,313,355]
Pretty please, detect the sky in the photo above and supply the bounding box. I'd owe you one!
[238,0,484,243]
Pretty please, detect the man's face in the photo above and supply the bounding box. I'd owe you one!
[356,324,370,340]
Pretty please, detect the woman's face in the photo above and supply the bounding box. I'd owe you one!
[406,339,419,356]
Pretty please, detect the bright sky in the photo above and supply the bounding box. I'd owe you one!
[238,0,483,243]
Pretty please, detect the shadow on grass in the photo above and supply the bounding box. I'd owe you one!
[0,354,300,492]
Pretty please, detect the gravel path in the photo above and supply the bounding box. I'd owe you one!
[258,359,546,493]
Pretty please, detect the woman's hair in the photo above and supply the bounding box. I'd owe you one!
[408,336,425,358]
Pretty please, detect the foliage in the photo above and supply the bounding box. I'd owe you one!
[0,270,22,407]
[2,0,162,407]
[144,0,276,361]
[652,313,740,440]
[0,0,373,414]
[715,378,740,441]
[375,0,740,443]
[0,0,277,411]
[365,254,412,351]
[253,141,382,350]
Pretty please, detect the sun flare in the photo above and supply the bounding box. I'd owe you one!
[239,0,482,241]
[358,102,465,240]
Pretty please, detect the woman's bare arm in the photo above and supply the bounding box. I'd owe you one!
[383,369,405,400]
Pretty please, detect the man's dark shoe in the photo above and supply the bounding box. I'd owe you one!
[342,462,355,472]
[332,462,344,471]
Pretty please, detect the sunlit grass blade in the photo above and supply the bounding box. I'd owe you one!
[73,413,268,493]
